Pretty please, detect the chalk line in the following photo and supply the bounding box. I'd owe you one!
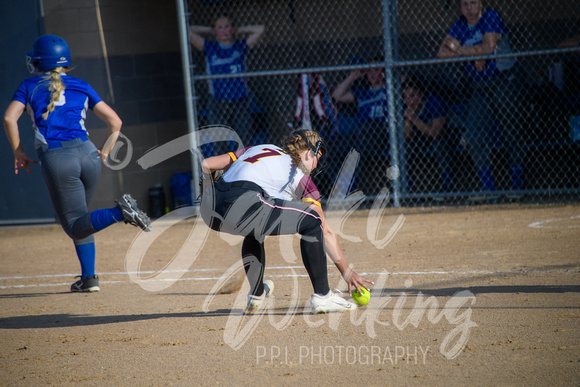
[0,267,577,290]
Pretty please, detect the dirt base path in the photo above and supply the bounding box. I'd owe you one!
[1,203,579,385]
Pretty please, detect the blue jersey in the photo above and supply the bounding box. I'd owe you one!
[406,94,447,149]
[12,73,102,149]
[448,8,515,81]
[203,39,249,100]
[418,94,447,125]
[352,86,389,123]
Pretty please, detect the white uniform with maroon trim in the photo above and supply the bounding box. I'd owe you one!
[224,145,321,207]
[200,143,331,298]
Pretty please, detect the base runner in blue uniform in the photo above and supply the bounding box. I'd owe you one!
[3,35,152,293]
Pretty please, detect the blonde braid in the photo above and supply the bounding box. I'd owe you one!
[42,67,67,120]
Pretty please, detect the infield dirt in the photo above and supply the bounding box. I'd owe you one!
[1,203,579,385]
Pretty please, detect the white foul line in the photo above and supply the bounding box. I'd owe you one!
[0,267,577,290]
[528,215,580,229]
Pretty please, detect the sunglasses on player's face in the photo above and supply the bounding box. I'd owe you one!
[312,140,327,175]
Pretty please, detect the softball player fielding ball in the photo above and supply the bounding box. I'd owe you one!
[200,130,373,313]
[3,35,152,293]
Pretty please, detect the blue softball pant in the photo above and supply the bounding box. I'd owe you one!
[37,137,101,246]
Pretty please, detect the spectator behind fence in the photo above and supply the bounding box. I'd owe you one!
[189,14,265,155]
[402,77,455,193]
[332,58,389,195]
[438,0,526,198]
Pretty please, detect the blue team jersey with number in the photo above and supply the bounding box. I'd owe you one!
[352,86,389,123]
[12,73,102,149]
[448,8,515,81]
[203,39,250,100]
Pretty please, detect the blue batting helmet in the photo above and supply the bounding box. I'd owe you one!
[26,35,71,73]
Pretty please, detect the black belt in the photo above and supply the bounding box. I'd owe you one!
[230,180,263,191]
[219,180,265,195]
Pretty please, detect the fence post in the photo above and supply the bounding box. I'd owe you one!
[176,0,201,209]
[383,0,401,207]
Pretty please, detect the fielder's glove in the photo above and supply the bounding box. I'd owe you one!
[198,170,223,200]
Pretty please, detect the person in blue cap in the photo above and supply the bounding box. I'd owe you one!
[3,35,152,292]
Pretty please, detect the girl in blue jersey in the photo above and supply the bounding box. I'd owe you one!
[438,0,526,199]
[189,14,265,155]
[3,35,151,293]
[403,77,455,193]
[333,60,389,127]
[333,59,390,195]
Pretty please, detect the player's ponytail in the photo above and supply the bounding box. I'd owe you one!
[282,130,324,168]
[282,133,304,167]
[42,67,67,120]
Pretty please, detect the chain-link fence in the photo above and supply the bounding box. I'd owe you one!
[182,0,580,206]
